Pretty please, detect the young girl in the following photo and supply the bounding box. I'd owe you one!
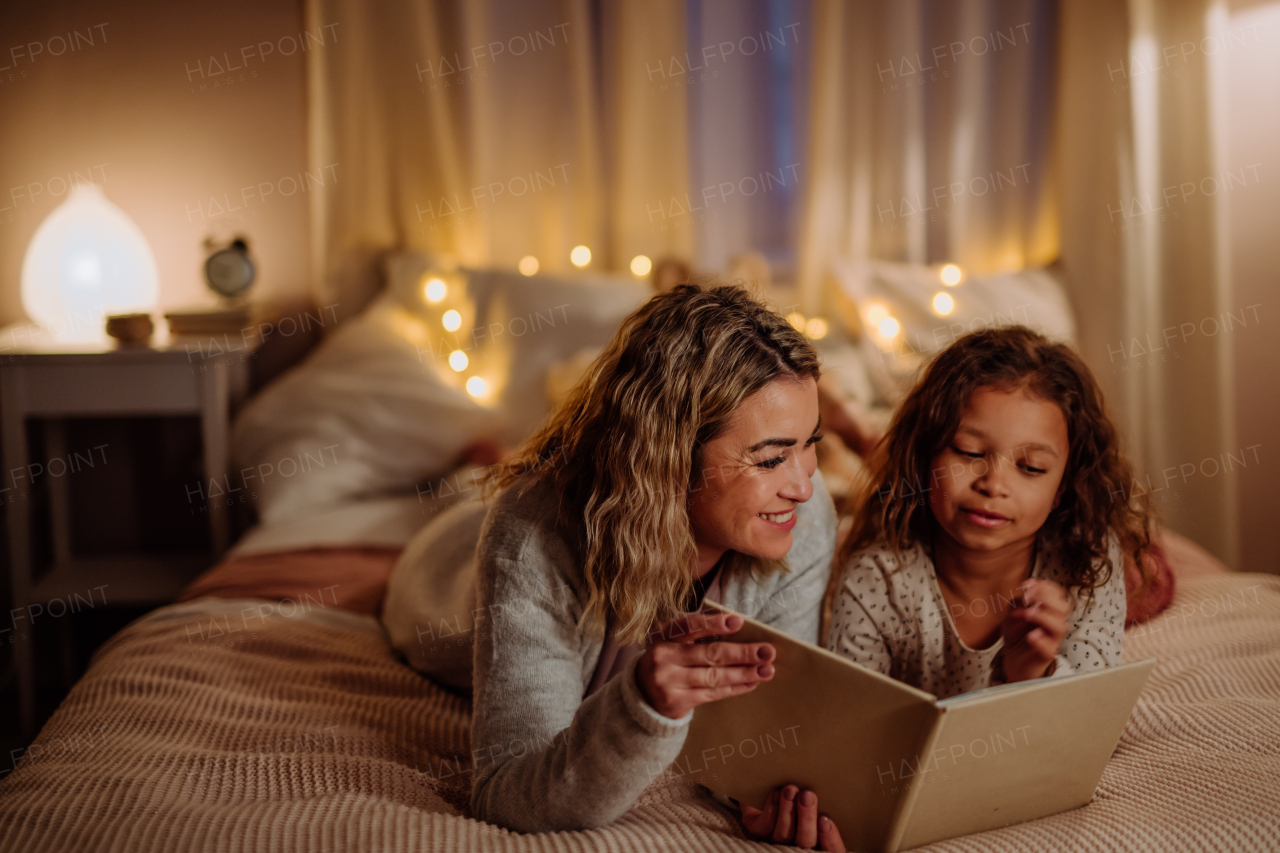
[826,326,1153,698]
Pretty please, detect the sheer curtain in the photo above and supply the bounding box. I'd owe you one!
[796,0,1059,317]
[1059,0,1237,566]
[683,0,811,273]
[305,0,690,318]
[799,0,1238,566]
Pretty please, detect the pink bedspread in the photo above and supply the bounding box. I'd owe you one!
[177,546,401,619]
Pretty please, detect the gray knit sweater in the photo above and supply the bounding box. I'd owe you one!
[468,469,837,832]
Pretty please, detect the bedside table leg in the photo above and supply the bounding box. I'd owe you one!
[2,370,37,737]
[201,357,230,558]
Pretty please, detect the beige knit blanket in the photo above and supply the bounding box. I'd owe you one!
[1,567,1278,852]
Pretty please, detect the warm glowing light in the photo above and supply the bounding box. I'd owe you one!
[865,303,889,326]
[805,317,829,339]
[22,183,159,340]
[932,292,955,316]
[878,317,901,338]
[786,312,806,331]
[630,254,652,276]
[570,245,592,267]
[442,309,462,332]
[423,277,447,303]
[448,350,468,371]
[466,376,487,397]
[518,255,539,276]
[940,263,963,286]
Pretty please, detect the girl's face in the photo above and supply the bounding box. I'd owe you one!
[687,376,823,574]
[927,385,1069,556]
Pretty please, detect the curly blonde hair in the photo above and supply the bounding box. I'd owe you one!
[838,326,1153,600]
[481,281,822,644]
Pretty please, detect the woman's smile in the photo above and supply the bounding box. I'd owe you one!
[757,507,798,529]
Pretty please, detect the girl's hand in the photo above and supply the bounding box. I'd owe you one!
[1000,578,1069,682]
[741,785,846,851]
[635,611,776,720]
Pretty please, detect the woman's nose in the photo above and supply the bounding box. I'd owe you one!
[780,455,815,502]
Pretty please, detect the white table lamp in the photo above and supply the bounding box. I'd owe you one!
[21,183,159,341]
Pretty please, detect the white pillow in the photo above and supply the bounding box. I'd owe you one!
[828,259,1076,398]
[382,254,652,448]
[231,291,503,528]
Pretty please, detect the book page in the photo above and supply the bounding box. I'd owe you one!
[894,658,1156,851]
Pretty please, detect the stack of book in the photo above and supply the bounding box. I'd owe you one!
[164,305,252,337]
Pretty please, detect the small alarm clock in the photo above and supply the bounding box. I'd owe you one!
[204,237,256,300]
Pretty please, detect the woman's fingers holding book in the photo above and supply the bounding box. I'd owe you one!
[742,783,778,829]
[649,611,743,644]
[740,788,780,837]
[794,789,820,847]
[680,657,774,689]
[638,636,773,717]
[688,679,769,707]
[677,640,775,668]
[742,785,843,851]
[772,785,799,842]
[818,814,847,852]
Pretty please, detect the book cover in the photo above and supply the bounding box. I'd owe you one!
[672,606,1155,852]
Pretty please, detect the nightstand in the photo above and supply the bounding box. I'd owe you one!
[0,323,256,735]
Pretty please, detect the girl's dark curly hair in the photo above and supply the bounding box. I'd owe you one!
[838,325,1153,598]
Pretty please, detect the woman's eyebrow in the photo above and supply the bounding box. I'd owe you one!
[746,436,794,452]
[746,415,822,453]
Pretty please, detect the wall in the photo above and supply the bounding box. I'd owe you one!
[1227,0,1280,574]
[0,0,312,326]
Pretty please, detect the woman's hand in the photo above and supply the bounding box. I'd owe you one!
[1000,578,1070,682]
[742,785,846,851]
[635,611,776,720]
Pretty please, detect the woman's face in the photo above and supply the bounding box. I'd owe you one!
[687,376,822,574]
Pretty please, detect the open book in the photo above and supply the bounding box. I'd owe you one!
[673,606,1155,852]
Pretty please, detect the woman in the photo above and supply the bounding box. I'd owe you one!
[387,283,845,850]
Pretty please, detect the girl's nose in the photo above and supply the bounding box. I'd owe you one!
[973,458,1011,497]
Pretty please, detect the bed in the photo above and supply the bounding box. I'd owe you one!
[0,527,1276,852]
[2,261,1277,851]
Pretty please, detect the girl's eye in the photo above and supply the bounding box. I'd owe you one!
[806,432,825,447]
[953,447,982,458]
[1021,464,1047,474]
[758,456,785,470]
